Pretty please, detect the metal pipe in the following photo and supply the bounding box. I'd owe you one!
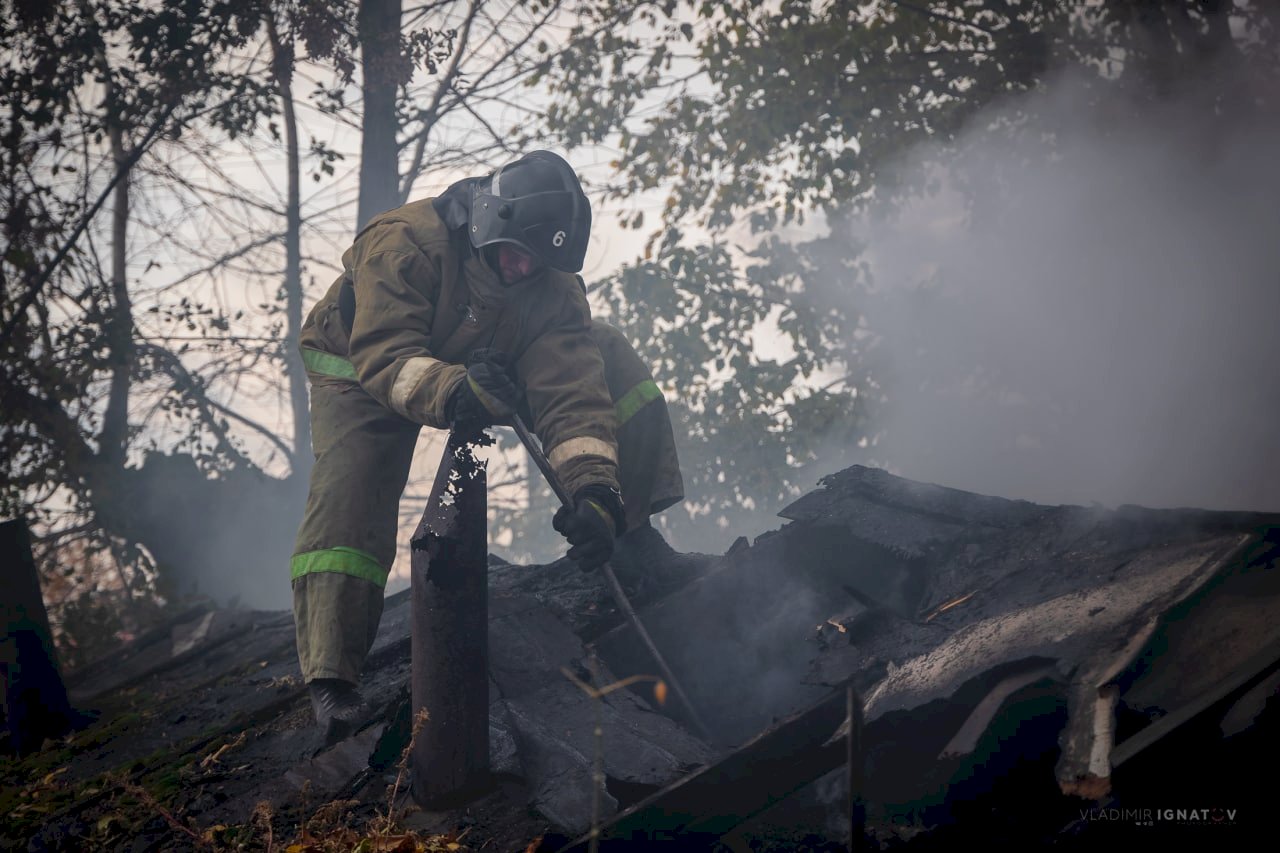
[410,433,490,806]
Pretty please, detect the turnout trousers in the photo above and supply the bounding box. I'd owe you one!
[291,320,684,683]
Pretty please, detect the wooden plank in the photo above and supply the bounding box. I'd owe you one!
[1111,634,1280,768]
[556,688,851,849]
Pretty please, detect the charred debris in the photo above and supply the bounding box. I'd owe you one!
[3,464,1278,851]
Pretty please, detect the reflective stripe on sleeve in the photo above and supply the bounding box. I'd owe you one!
[390,356,444,418]
[547,436,618,469]
[290,546,389,588]
[614,379,663,426]
[302,347,358,381]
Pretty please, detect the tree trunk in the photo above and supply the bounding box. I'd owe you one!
[268,13,310,470]
[357,0,404,230]
[100,98,132,469]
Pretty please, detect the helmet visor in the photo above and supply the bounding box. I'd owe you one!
[469,163,591,272]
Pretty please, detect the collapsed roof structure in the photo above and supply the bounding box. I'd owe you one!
[4,464,1277,850]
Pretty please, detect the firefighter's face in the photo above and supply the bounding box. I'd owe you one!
[497,244,542,284]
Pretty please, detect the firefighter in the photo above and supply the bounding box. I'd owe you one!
[291,150,684,733]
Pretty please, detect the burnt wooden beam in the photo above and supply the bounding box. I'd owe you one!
[1,517,75,755]
[846,684,869,853]
[1112,634,1280,770]
[410,434,490,806]
[556,686,856,849]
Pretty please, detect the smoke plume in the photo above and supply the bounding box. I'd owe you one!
[848,66,1280,513]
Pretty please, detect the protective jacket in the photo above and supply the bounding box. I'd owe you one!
[291,188,683,686]
[299,192,620,498]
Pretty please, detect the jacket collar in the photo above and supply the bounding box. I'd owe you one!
[433,177,473,231]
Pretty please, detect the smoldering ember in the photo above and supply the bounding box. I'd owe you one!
[4,465,1278,850]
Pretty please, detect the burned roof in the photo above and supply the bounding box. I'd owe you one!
[4,464,1278,851]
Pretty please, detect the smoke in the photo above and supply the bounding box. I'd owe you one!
[635,56,1280,762]
[845,65,1280,513]
[121,452,306,611]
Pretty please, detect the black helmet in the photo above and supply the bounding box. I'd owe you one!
[469,150,591,273]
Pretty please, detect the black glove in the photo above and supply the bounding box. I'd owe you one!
[553,484,625,571]
[447,348,520,430]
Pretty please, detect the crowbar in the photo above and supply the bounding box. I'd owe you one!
[510,414,714,741]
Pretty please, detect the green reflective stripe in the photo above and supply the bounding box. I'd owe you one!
[302,347,358,381]
[291,546,388,587]
[586,499,614,528]
[614,379,663,426]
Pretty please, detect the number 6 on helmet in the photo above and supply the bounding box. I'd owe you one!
[468,151,591,273]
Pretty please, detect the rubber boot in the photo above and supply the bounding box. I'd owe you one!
[309,678,371,746]
[609,522,704,601]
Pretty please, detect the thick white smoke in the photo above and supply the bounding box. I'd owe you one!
[848,66,1280,513]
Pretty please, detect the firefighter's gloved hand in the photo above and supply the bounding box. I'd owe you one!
[553,484,624,571]
[447,348,519,430]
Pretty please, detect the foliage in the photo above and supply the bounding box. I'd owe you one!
[0,0,292,602]
[535,0,1280,546]
[10,0,1276,599]
[2,0,661,610]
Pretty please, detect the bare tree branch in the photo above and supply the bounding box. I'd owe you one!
[0,102,178,352]
[888,0,1000,37]
[398,0,483,202]
[135,342,260,469]
[204,394,296,461]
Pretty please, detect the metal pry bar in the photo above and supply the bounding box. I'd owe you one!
[509,415,714,742]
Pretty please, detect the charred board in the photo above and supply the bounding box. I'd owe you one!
[556,687,851,849]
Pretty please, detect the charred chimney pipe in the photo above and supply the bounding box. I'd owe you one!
[410,434,490,806]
